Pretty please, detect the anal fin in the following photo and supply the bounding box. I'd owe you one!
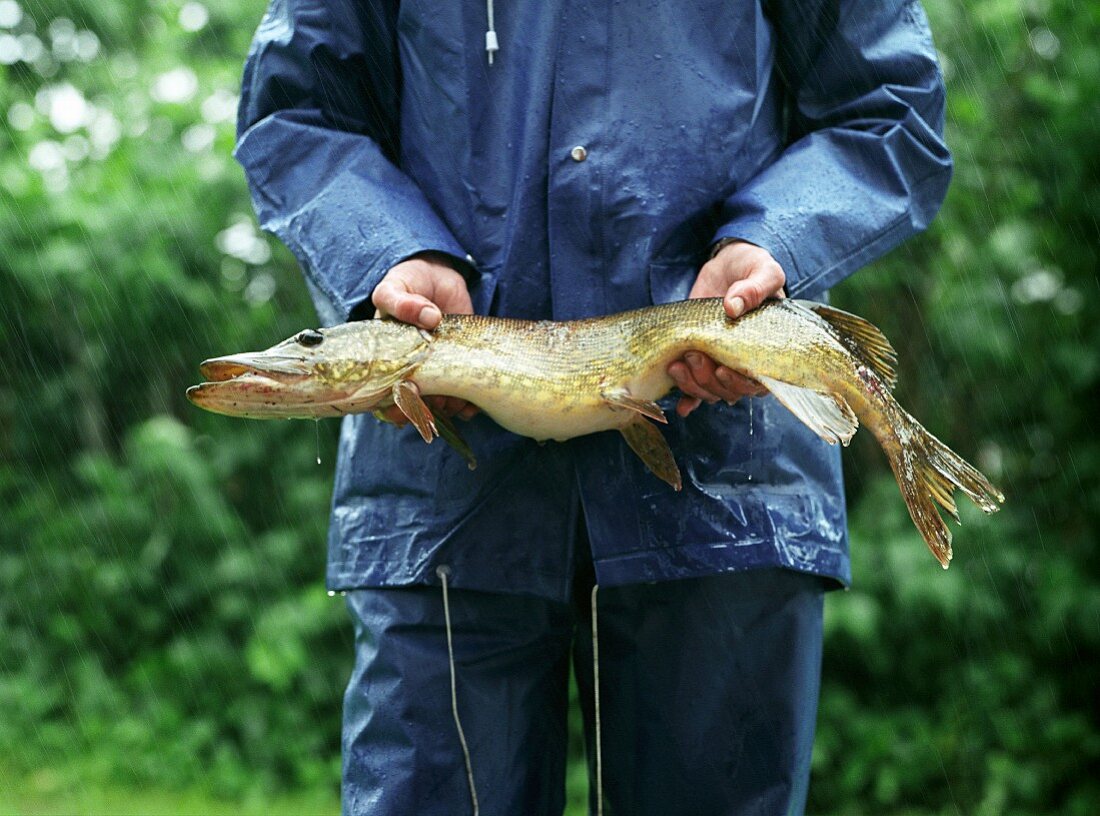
[392,380,437,444]
[621,418,682,490]
[601,387,667,424]
[756,375,858,446]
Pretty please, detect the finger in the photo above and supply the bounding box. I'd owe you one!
[714,367,769,400]
[668,360,722,404]
[437,396,471,417]
[439,397,462,416]
[424,395,450,415]
[676,395,702,418]
[372,281,443,329]
[380,405,408,426]
[686,259,727,300]
[724,262,785,318]
[682,352,727,398]
[712,369,765,398]
[457,404,480,421]
[434,273,476,316]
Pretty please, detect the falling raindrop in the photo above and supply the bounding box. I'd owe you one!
[747,399,753,482]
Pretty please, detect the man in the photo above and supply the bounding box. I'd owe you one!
[236,1,950,813]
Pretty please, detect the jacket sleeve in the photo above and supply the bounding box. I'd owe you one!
[713,0,952,298]
[234,0,468,323]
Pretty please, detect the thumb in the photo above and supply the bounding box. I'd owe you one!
[372,281,443,329]
[723,264,784,319]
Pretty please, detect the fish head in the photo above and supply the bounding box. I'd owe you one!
[187,319,431,418]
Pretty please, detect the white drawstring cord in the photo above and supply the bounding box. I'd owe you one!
[436,565,599,814]
[438,566,480,816]
[485,0,499,64]
[591,584,604,816]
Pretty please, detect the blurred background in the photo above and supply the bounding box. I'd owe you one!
[1,0,1096,813]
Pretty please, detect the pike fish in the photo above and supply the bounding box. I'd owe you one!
[187,298,1003,567]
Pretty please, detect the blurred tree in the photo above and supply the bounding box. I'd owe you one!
[811,1,1100,813]
[0,0,349,801]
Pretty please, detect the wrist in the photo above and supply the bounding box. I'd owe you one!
[710,238,771,263]
[709,237,744,259]
[406,249,459,269]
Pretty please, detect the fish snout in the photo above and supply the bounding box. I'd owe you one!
[185,382,214,407]
[199,352,311,381]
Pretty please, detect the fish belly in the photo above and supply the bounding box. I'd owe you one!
[484,402,626,442]
[479,369,676,442]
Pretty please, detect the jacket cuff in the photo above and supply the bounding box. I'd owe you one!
[235,122,471,324]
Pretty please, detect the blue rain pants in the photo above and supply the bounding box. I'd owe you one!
[342,535,825,816]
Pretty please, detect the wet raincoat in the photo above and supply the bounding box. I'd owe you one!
[236,0,951,602]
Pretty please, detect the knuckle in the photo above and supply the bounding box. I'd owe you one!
[696,370,719,392]
[439,271,462,296]
[731,373,757,392]
[396,299,426,323]
[685,367,709,390]
[371,282,394,308]
[741,280,766,306]
[699,258,722,279]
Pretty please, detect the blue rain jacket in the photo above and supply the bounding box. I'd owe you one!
[236,0,951,602]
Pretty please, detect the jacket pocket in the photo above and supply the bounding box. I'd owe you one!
[648,259,700,305]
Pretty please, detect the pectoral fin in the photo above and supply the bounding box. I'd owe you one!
[756,375,858,446]
[601,387,668,424]
[392,380,437,444]
[621,418,682,490]
[430,407,478,470]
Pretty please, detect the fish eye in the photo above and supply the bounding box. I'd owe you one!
[295,329,324,347]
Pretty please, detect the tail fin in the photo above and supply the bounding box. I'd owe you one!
[886,403,1005,567]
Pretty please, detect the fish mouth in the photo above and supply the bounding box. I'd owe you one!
[187,352,321,418]
[187,351,389,419]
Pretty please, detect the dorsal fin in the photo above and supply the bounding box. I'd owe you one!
[802,302,898,390]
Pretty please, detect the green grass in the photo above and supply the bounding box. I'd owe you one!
[0,761,593,816]
[0,768,338,816]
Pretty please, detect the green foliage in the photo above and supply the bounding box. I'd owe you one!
[0,0,1096,812]
[808,1,1100,812]
[0,0,350,803]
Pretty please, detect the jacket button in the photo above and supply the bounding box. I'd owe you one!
[570,145,588,162]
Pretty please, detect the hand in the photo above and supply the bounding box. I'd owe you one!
[668,240,785,417]
[371,252,480,422]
